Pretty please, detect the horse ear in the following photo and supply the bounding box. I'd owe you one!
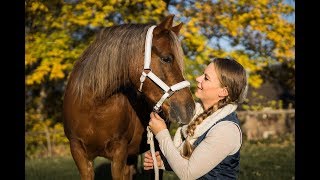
[171,22,183,36]
[154,14,175,35]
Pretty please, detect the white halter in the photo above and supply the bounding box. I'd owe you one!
[139,25,191,113]
[141,25,191,180]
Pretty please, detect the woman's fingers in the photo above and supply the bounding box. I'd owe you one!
[144,151,154,170]
[150,112,162,121]
[154,112,161,119]
[155,152,163,167]
[143,151,163,170]
[149,112,167,135]
[145,151,152,159]
[150,112,156,119]
[143,161,154,170]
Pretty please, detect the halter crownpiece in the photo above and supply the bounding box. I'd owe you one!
[139,25,191,113]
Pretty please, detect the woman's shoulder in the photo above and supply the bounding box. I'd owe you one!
[207,121,242,139]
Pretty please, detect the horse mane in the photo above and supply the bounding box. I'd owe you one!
[68,23,185,102]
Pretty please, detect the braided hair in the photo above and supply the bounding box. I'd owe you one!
[181,58,248,159]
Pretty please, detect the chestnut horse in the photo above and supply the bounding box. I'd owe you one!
[63,15,195,180]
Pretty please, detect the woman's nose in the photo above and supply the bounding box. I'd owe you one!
[196,75,203,83]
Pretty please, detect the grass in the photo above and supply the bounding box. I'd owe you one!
[26,136,294,180]
[239,136,295,180]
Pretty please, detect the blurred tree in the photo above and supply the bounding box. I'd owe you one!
[25,0,169,157]
[25,0,294,157]
[169,0,294,108]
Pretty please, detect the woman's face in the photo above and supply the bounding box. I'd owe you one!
[195,63,227,109]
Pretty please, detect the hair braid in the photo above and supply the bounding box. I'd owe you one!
[181,100,230,159]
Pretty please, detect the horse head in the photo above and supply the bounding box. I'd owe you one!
[131,15,195,124]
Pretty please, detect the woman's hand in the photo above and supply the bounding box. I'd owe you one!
[143,150,163,170]
[149,112,167,135]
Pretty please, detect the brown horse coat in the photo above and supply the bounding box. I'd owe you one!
[63,15,195,180]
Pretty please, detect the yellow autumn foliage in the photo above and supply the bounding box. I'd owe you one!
[177,0,294,90]
[25,0,294,157]
[26,1,172,157]
[26,0,168,86]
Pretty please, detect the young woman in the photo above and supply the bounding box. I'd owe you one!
[144,58,248,179]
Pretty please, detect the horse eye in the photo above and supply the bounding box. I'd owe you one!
[160,55,173,63]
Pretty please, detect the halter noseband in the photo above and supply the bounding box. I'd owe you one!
[139,25,191,113]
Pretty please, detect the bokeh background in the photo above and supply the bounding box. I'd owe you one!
[25,0,295,179]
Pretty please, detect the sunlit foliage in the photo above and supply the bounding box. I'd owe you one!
[25,0,294,157]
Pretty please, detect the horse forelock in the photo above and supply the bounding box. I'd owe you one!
[69,24,150,101]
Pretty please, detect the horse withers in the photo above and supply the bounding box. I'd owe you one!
[63,14,195,180]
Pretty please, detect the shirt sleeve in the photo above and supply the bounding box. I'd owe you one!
[155,121,241,180]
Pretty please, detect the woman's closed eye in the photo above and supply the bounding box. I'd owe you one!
[204,74,210,81]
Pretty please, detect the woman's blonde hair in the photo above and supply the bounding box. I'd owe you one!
[181,57,248,159]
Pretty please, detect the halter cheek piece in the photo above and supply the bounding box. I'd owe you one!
[139,25,191,113]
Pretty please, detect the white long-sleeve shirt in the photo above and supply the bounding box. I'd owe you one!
[155,103,242,180]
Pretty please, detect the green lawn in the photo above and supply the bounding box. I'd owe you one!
[238,137,295,180]
[26,137,294,180]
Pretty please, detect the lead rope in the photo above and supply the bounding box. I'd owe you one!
[147,126,159,180]
[141,25,190,180]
